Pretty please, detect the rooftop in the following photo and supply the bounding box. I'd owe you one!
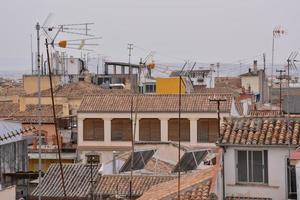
[0,101,19,119]
[138,167,216,200]
[26,81,131,98]
[115,151,175,175]
[78,93,233,113]
[30,163,100,199]
[226,197,271,200]
[218,117,300,146]
[95,174,176,198]
[12,104,63,123]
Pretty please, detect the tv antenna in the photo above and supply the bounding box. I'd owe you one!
[39,13,101,51]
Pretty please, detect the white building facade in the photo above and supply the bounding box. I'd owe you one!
[77,94,234,163]
[219,117,299,200]
[223,146,291,200]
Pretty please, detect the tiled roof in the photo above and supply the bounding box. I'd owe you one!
[226,197,271,200]
[0,101,19,118]
[193,87,235,94]
[78,94,232,113]
[12,104,63,123]
[249,110,282,117]
[218,117,300,146]
[0,85,25,96]
[95,175,176,198]
[31,163,100,199]
[26,81,131,98]
[138,167,215,200]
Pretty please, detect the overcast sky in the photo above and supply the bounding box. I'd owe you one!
[0,0,299,73]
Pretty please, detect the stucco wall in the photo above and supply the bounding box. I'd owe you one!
[23,75,61,94]
[0,185,16,200]
[241,76,259,94]
[77,112,227,164]
[77,112,228,147]
[224,146,289,199]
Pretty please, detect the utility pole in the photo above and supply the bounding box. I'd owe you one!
[263,53,266,72]
[128,43,134,74]
[262,53,266,103]
[177,62,187,200]
[36,22,42,200]
[31,34,34,74]
[209,98,227,200]
[276,69,285,116]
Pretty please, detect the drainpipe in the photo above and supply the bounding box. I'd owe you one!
[113,151,117,174]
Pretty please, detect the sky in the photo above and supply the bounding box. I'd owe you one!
[0,0,299,74]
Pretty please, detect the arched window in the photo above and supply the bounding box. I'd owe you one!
[111,118,131,141]
[168,118,190,141]
[139,118,161,141]
[83,118,104,141]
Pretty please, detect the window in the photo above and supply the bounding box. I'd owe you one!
[144,84,156,93]
[139,118,161,141]
[83,118,104,141]
[111,118,131,141]
[168,118,190,141]
[287,159,297,199]
[236,150,268,184]
[197,119,218,143]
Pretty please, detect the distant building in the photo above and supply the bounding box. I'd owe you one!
[0,120,35,199]
[240,60,267,103]
[283,95,300,114]
[214,77,242,89]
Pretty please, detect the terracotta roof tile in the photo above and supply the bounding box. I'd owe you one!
[12,104,63,123]
[219,117,300,146]
[249,110,281,117]
[226,197,271,200]
[0,83,25,96]
[0,101,19,118]
[138,167,215,200]
[193,87,235,94]
[26,81,131,98]
[78,94,233,113]
[95,175,176,198]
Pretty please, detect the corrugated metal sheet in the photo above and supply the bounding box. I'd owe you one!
[31,163,100,198]
[0,120,22,145]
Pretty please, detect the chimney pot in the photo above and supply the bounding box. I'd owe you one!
[253,60,258,72]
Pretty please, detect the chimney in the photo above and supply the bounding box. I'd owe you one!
[32,137,37,150]
[253,60,258,73]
